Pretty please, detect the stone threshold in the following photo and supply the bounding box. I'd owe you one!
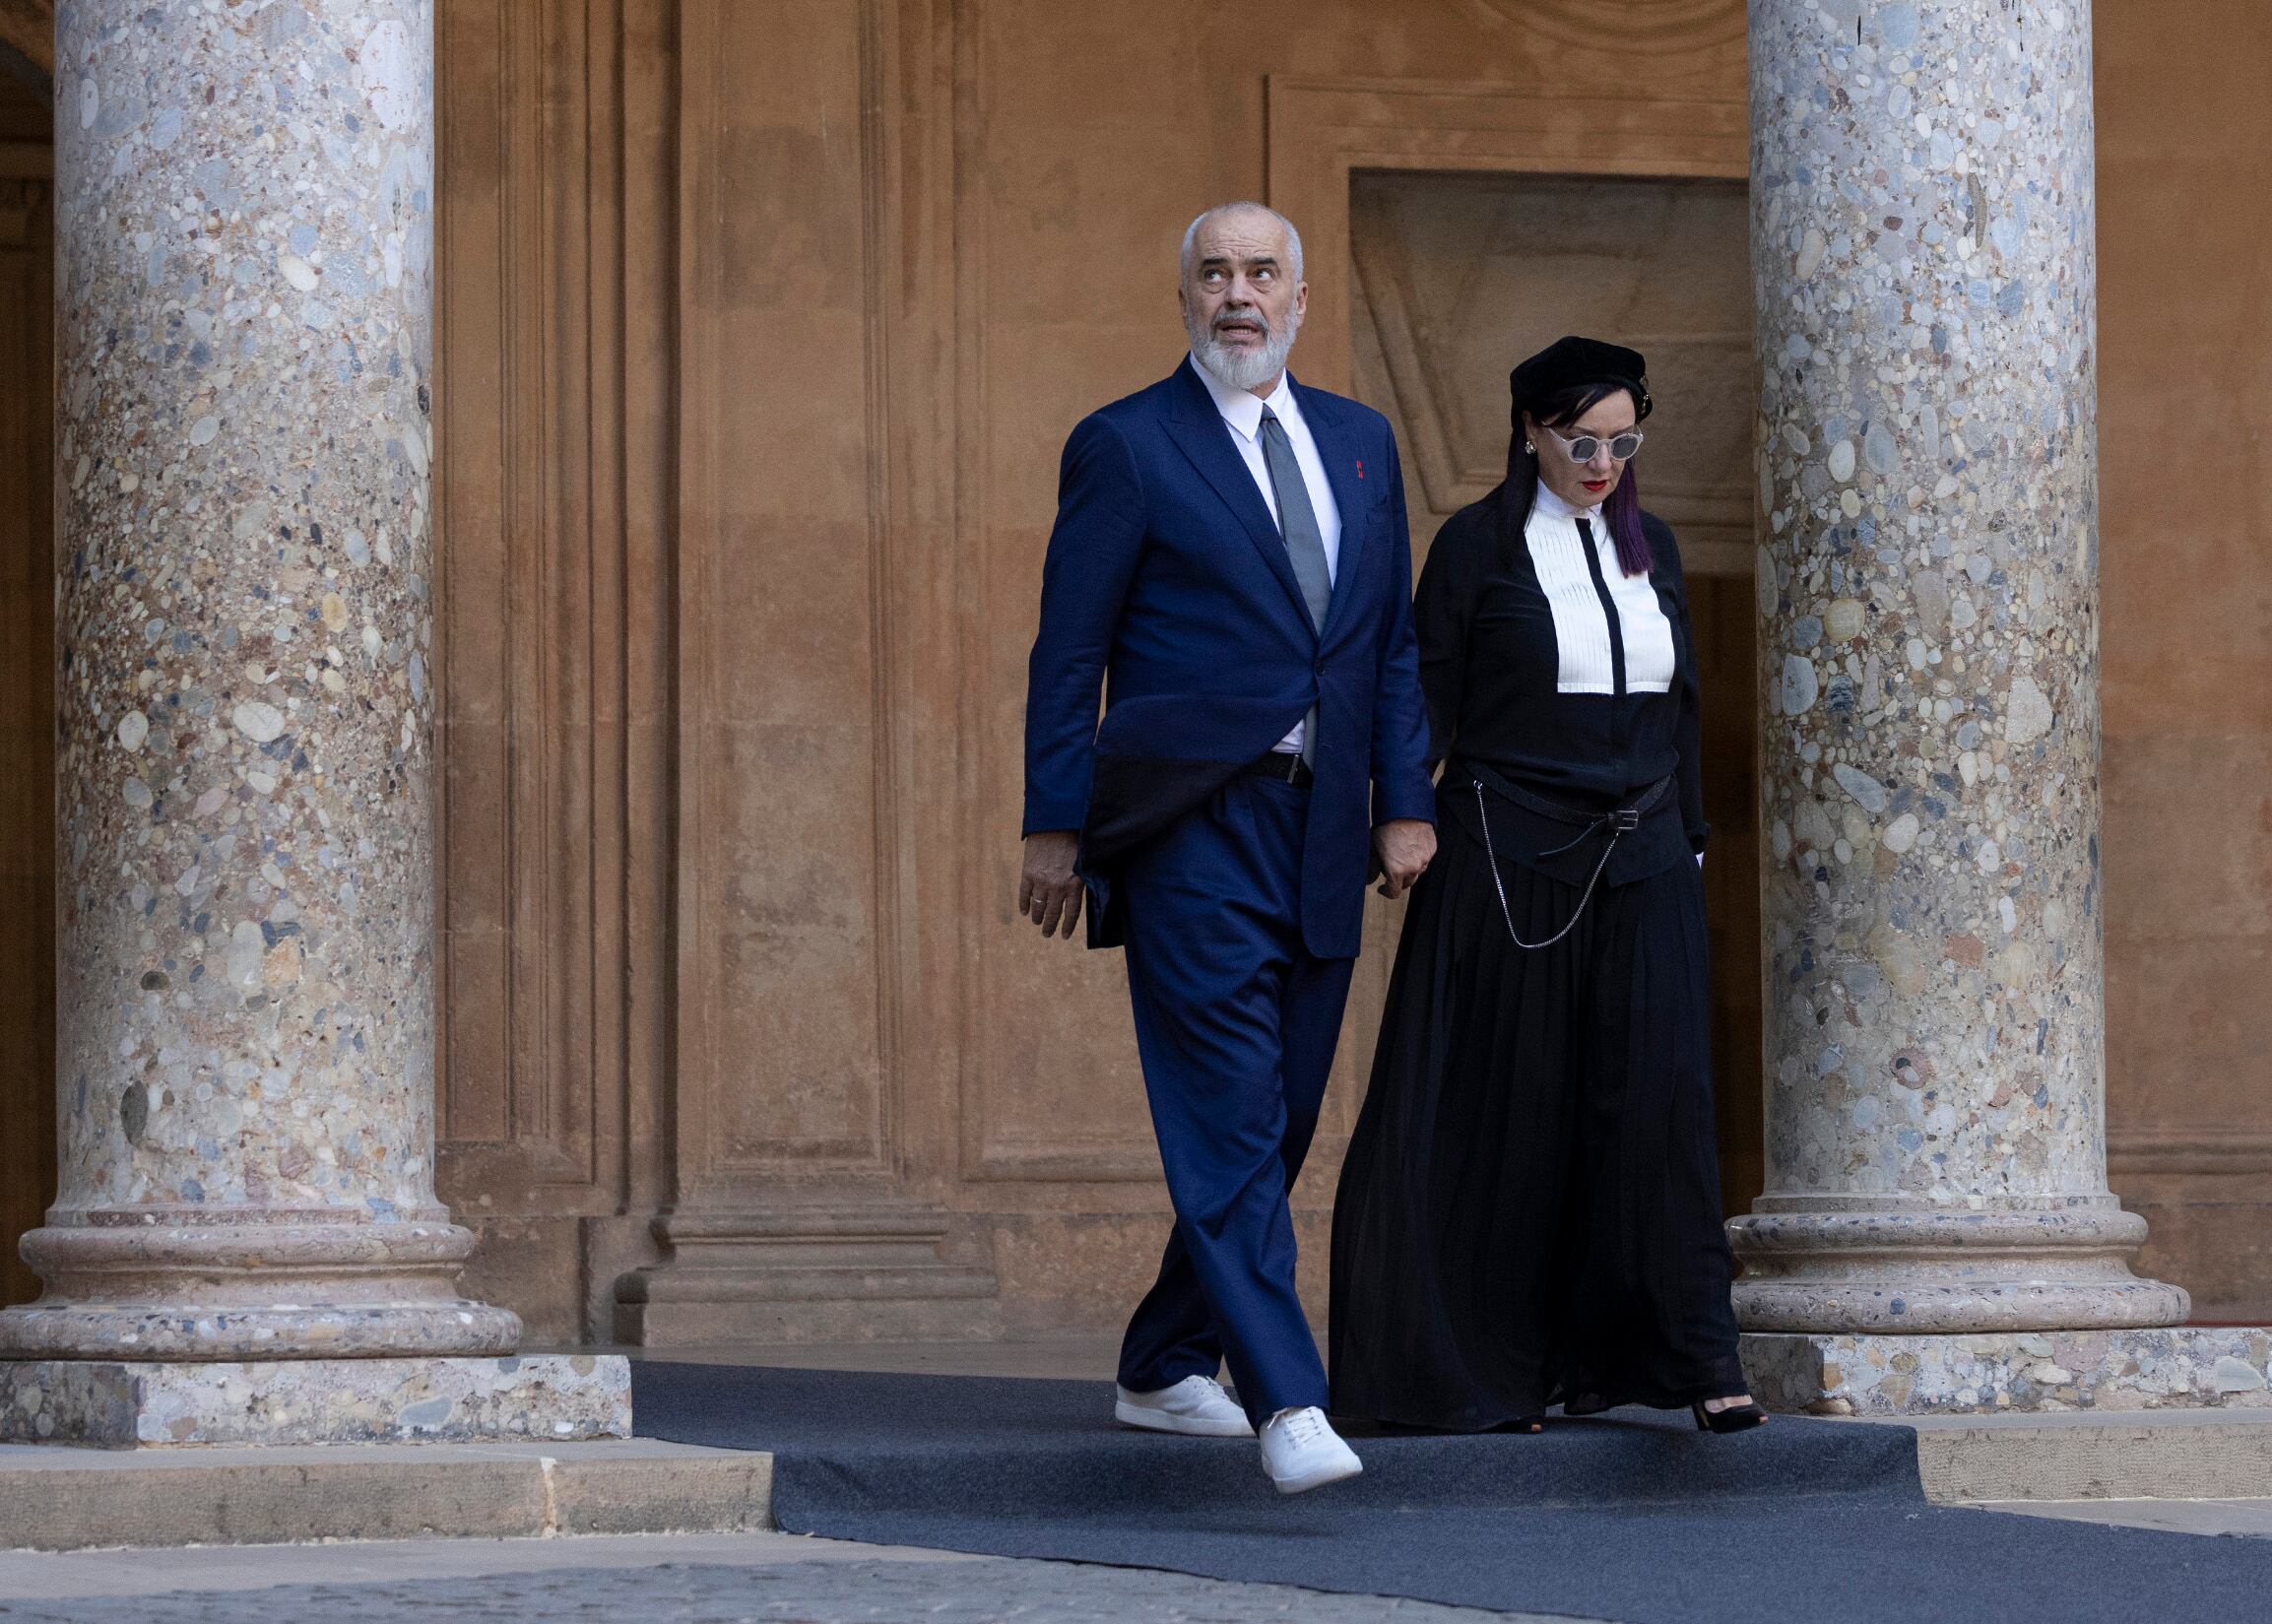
[0,1439,773,1552]
[10,1407,2272,1551]
[1843,1408,2272,1506]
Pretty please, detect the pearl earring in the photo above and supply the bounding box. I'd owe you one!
[1524,440,1534,454]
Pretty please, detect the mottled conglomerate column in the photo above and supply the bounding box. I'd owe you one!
[0,0,516,1359]
[1730,0,2185,1332]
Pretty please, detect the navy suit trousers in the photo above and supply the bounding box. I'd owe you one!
[1113,774,1354,1425]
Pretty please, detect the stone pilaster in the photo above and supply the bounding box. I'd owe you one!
[0,0,516,1363]
[1731,0,2186,1337]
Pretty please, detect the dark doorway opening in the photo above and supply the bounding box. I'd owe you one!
[1347,167,1763,1217]
[0,55,54,1306]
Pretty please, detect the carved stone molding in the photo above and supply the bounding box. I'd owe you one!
[2110,1131,2272,1179]
[617,1204,1000,1344]
[1475,0,1741,57]
[1266,76,1745,398]
[434,0,620,1215]
[1348,167,1755,575]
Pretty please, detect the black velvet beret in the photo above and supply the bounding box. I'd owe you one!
[1509,336,1653,424]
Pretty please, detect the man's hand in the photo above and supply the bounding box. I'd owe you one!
[1018,831,1085,940]
[1372,818,1435,901]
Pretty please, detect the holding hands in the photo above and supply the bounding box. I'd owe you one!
[1371,818,1436,901]
[1022,816,1435,939]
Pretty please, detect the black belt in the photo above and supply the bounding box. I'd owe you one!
[1238,750,1315,788]
[1462,762,1672,852]
[1456,762,1674,949]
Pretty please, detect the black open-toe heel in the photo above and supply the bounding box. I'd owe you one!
[1692,1397,1768,1434]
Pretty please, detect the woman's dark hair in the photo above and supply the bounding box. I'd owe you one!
[1497,379,1652,576]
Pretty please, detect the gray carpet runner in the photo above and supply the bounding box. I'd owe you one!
[634,1361,2272,1624]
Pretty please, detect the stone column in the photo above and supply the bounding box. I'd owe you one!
[0,2,626,1441]
[1731,0,2218,1410]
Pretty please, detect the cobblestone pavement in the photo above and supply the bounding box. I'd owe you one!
[0,1555,1586,1623]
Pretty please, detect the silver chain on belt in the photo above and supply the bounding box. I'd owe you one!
[1470,780,1628,952]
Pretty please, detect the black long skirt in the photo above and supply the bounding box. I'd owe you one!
[1329,812,1746,1430]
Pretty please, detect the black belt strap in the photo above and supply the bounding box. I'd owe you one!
[1456,763,1675,950]
[1458,758,1672,834]
[1238,750,1314,788]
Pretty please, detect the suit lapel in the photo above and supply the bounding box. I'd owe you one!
[1163,359,1314,633]
[1298,382,1369,641]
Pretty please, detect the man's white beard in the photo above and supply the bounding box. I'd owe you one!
[1189,306,1297,392]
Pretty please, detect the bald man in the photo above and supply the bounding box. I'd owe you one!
[1019,202,1435,1492]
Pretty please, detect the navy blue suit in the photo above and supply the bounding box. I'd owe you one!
[1023,357,1433,1422]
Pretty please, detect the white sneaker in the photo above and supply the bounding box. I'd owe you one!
[1114,1374,1255,1438]
[1258,1405,1362,1494]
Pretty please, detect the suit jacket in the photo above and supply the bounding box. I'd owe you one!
[1022,357,1435,958]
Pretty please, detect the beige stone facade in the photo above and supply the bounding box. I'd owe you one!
[1,0,2269,1354]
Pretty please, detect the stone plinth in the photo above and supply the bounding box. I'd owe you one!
[1731,0,2183,1334]
[0,1439,769,1551]
[0,1354,629,1448]
[0,0,516,1361]
[617,1206,1003,1345]
[1745,1329,2272,1417]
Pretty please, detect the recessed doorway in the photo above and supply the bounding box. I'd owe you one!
[1346,167,1763,1215]
[0,52,54,1306]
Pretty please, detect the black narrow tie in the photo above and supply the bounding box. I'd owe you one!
[1575,516,1628,698]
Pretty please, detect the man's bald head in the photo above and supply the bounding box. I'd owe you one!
[1179,202,1309,396]
[1180,202,1305,285]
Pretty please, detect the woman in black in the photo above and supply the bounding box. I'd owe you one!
[1329,337,1761,1435]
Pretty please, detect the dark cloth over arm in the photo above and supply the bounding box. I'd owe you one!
[1369,433,1437,825]
[1023,414,1146,837]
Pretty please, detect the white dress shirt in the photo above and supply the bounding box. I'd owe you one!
[1192,353,1343,753]
[1525,479,1676,695]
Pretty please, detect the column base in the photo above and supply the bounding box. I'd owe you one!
[1742,1329,2272,1415]
[0,1216,524,1359]
[1729,1206,2192,1332]
[0,1355,630,1448]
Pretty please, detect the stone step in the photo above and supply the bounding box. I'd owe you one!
[1874,1409,2272,1504]
[0,1440,772,1552]
[11,1409,2272,1552]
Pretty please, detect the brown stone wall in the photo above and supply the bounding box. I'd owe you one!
[418,0,2272,1340]
[420,0,1758,1343]
[645,0,1753,1344]
[9,0,2271,1341]
[2099,0,2272,1320]
[426,0,679,1340]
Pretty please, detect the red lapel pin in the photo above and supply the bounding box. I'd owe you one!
[1355,459,1365,480]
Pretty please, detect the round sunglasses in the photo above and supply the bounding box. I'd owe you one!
[1542,423,1645,463]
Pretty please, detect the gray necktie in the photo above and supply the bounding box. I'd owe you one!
[1259,408,1331,762]
[1259,409,1332,631]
